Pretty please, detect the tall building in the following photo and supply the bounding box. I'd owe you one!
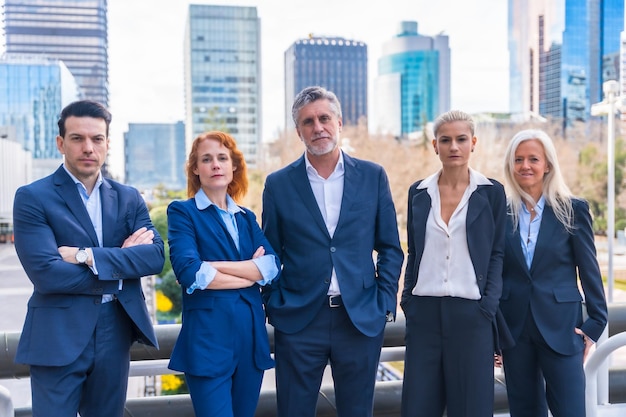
[284,36,368,129]
[0,55,80,177]
[509,0,624,125]
[184,5,261,167]
[3,0,108,106]
[373,21,450,138]
[124,122,186,192]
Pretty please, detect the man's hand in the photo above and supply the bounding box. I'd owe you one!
[122,227,154,248]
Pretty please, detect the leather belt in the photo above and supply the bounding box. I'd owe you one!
[328,295,343,308]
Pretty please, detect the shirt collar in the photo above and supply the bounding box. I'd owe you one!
[522,195,546,215]
[304,150,345,177]
[194,188,244,214]
[417,167,492,190]
[62,164,103,194]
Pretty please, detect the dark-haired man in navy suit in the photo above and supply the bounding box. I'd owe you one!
[13,100,164,417]
[262,86,404,417]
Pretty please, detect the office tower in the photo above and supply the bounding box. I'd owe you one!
[0,55,80,178]
[284,36,368,129]
[509,0,624,125]
[373,21,450,138]
[124,122,186,192]
[3,0,109,106]
[184,5,261,168]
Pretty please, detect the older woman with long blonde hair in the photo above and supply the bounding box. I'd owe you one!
[498,129,607,417]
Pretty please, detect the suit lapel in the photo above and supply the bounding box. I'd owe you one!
[235,211,253,260]
[288,157,331,237]
[506,218,529,274]
[206,206,242,258]
[54,168,99,247]
[411,188,431,261]
[530,205,559,272]
[100,179,118,247]
[335,154,359,234]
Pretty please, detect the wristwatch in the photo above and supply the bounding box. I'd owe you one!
[75,247,89,264]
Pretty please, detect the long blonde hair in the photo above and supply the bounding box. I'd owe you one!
[504,129,574,232]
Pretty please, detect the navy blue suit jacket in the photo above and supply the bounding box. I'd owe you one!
[167,198,279,376]
[401,177,507,343]
[261,153,404,337]
[13,166,163,367]
[500,199,607,355]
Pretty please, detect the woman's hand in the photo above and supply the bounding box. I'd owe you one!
[575,328,593,362]
[494,354,503,368]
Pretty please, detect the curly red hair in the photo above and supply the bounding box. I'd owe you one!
[185,131,248,202]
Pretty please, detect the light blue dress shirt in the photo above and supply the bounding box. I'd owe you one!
[186,189,278,294]
[519,196,545,269]
[63,165,120,302]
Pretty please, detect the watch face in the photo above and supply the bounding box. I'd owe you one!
[76,249,88,264]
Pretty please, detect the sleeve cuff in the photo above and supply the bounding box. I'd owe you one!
[252,255,279,286]
[187,262,217,294]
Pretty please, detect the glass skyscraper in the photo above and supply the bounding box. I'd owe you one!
[184,5,261,167]
[509,0,624,125]
[374,21,450,137]
[124,122,186,192]
[284,36,368,129]
[0,55,80,159]
[3,0,109,106]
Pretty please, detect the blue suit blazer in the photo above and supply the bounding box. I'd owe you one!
[401,177,507,333]
[500,199,608,355]
[261,153,404,338]
[167,198,279,376]
[13,166,163,367]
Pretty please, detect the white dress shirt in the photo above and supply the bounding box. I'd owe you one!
[412,168,493,300]
[305,151,345,296]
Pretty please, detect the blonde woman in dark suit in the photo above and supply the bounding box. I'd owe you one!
[498,129,608,417]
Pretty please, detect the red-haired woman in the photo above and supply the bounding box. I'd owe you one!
[167,131,280,417]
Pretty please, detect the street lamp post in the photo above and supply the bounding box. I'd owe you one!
[590,79,620,406]
[591,79,620,303]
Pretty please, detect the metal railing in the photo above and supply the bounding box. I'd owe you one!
[3,305,626,416]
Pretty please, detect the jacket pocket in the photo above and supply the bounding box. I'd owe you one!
[553,286,583,303]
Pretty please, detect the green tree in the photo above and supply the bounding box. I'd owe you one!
[150,205,171,277]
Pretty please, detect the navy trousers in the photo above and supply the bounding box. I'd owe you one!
[502,313,585,417]
[274,296,385,417]
[401,296,495,417]
[30,300,134,417]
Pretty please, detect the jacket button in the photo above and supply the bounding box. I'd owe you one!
[330,247,336,253]
[324,279,330,284]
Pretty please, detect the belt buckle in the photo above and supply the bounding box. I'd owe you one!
[329,295,341,308]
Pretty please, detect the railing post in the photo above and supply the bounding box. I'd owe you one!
[0,385,14,417]
[584,331,626,417]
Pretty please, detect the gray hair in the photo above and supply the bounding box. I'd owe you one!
[291,86,342,126]
[504,129,574,232]
[432,110,475,137]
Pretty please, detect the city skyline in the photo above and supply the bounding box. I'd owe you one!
[2,0,509,178]
[106,0,509,177]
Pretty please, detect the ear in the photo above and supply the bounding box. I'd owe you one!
[56,135,65,154]
[432,138,438,154]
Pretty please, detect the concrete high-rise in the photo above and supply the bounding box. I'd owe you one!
[3,0,109,106]
[184,4,261,167]
[373,21,450,138]
[284,36,368,129]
